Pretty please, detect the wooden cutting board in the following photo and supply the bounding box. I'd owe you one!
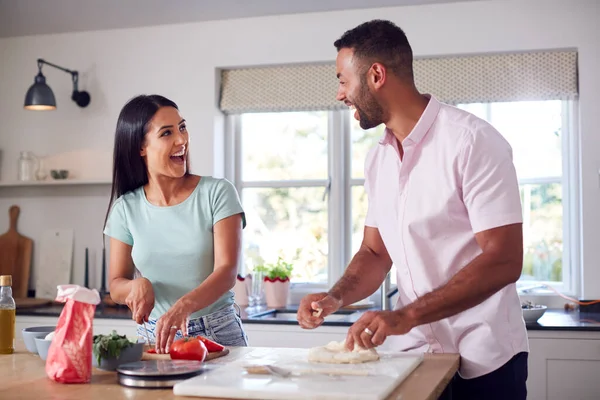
[0,205,33,299]
[141,347,230,362]
[35,229,74,299]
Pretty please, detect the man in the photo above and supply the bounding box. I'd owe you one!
[297,19,528,400]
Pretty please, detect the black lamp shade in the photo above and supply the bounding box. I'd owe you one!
[24,72,56,110]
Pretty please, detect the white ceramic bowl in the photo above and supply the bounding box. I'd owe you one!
[522,305,547,323]
[34,337,53,361]
[21,326,55,353]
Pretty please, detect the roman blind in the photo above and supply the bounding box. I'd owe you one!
[219,50,578,114]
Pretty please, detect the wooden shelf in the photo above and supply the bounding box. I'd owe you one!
[0,179,112,188]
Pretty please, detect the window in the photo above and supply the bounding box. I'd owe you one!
[456,100,576,292]
[231,111,331,285]
[228,100,577,293]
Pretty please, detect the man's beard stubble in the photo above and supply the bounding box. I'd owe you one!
[355,77,385,130]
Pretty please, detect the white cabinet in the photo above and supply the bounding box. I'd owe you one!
[527,330,600,400]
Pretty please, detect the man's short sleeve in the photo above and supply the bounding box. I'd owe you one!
[460,126,523,234]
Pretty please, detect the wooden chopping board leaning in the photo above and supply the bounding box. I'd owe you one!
[0,205,33,300]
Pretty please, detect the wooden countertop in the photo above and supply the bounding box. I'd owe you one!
[0,339,459,400]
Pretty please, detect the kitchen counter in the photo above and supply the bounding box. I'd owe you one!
[0,339,460,400]
[527,309,600,331]
[17,304,600,331]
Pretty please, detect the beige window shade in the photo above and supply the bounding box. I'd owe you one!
[219,50,578,114]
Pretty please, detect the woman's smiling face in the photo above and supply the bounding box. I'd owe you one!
[140,106,189,179]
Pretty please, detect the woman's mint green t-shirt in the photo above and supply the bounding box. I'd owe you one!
[103,176,246,320]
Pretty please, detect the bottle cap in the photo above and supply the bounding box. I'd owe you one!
[0,275,12,286]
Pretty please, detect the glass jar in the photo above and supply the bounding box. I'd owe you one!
[249,268,265,307]
[17,151,39,181]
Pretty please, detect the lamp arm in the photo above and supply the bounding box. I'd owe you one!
[37,58,82,92]
[37,58,77,76]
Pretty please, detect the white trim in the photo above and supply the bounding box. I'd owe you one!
[517,177,561,185]
[223,114,235,183]
[327,110,345,288]
[341,112,353,268]
[350,178,365,187]
[560,101,572,294]
[485,103,492,122]
[354,177,563,187]
[241,180,329,188]
[227,114,242,195]
[229,114,245,275]
[564,100,581,296]
[522,185,532,247]
[517,281,566,294]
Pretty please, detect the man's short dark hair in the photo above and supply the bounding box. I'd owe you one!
[334,19,413,80]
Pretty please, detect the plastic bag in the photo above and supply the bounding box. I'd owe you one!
[45,285,101,383]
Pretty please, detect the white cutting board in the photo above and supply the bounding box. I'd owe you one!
[173,348,423,400]
[35,229,74,299]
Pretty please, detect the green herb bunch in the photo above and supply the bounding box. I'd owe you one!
[92,330,134,365]
[265,257,294,281]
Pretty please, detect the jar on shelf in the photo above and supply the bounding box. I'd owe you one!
[17,151,39,181]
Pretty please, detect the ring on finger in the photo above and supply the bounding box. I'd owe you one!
[364,327,374,336]
[170,325,178,330]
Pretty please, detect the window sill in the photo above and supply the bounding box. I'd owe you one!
[519,292,577,309]
[288,284,577,309]
[289,282,328,305]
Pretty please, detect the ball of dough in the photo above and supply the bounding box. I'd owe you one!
[308,340,380,364]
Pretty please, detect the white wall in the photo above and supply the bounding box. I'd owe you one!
[0,0,599,297]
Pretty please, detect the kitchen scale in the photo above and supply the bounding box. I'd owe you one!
[116,360,215,388]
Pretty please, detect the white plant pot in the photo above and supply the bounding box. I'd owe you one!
[263,279,290,309]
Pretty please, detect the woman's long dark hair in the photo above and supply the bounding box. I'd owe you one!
[103,94,181,237]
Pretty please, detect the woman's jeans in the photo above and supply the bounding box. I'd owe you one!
[137,305,248,347]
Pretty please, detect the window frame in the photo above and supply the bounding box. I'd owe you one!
[225,111,347,292]
[225,100,580,297]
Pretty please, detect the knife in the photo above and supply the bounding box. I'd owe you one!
[143,322,153,346]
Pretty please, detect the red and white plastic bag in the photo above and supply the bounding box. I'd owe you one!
[45,285,101,383]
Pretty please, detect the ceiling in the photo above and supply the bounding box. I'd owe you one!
[0,0,483,38]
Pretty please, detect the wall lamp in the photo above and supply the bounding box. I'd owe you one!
[24,58,91,110]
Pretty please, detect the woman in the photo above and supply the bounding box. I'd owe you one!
[103,94,248,354]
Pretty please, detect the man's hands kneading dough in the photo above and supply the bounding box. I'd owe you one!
[308,340,380,364]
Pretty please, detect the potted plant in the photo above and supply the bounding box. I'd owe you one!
[261,257,293,308]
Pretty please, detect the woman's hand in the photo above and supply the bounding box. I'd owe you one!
[125,277,155,324]
[155,303,190,354]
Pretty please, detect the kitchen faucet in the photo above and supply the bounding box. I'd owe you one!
[380,272,398,311]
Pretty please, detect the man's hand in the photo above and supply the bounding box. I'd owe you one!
[346,309,415,350]
[297,292,343,329]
